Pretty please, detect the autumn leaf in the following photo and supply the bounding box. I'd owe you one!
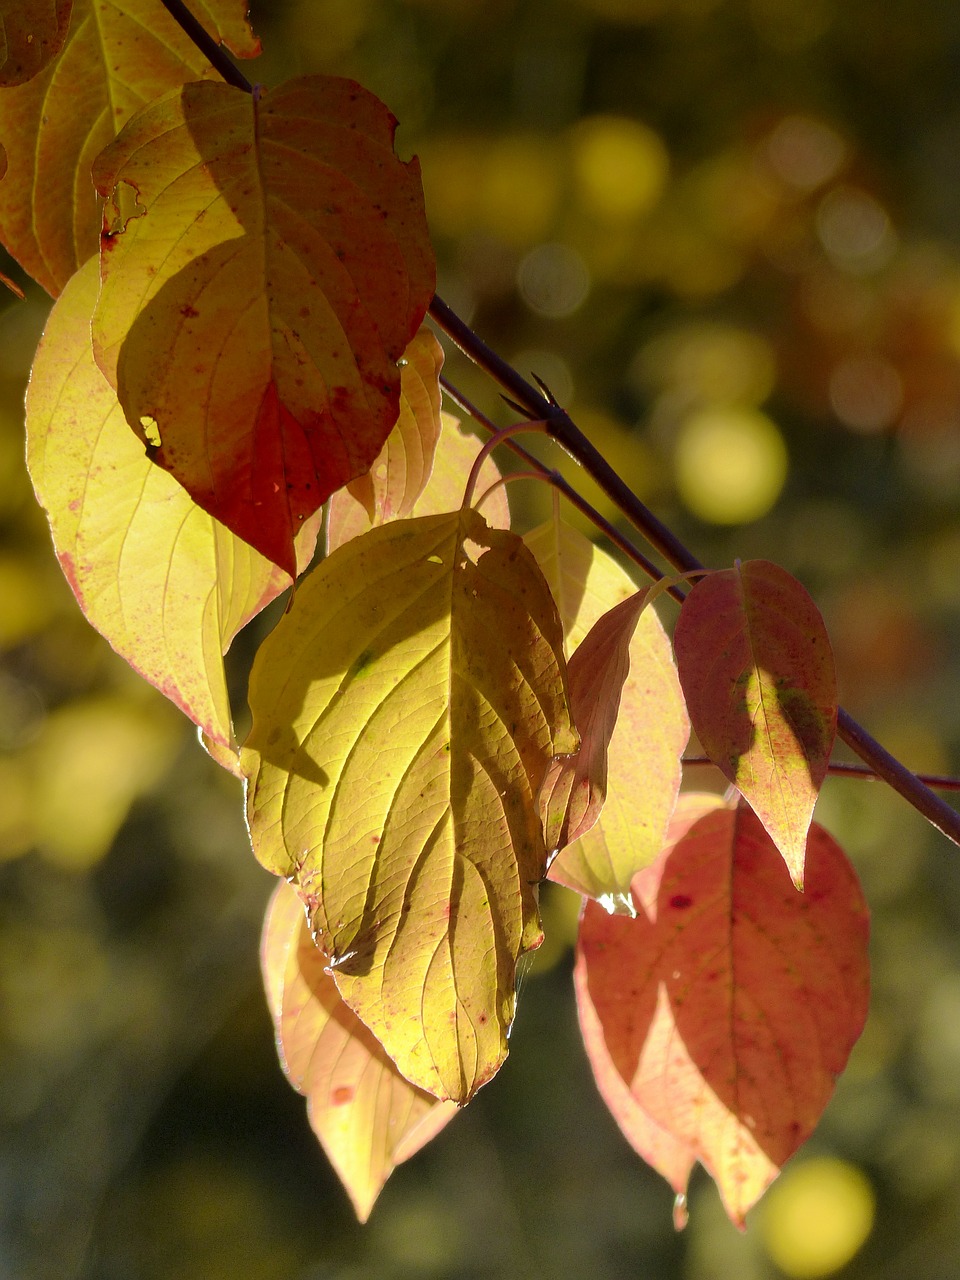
[576,794,870,1227]
[261,880,458,1221]
[92,75,435,576]
[0,0,259,295]
[242,508,577,1102]
[327,410,510,554]
[526,517,688,910]
[25,256,318,752]
[539,587,649,857]
[346,327,443,523]
[0,0,71,86]
[673,560,838,887]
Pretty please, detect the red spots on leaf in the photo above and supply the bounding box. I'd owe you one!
[331,1085,355,1106]
[670,894,693,910]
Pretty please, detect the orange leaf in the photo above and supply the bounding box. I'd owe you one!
[526,517,688,910]
[26,256,317,751]
[327,411,510,553]
[346,327,443,523]
[0,0,259,295]
[0,0,71,86]
[92,75,435,575]
[673,560,837,887]
[261,880,458,1222]
[539,588,648,856]
[576,794,869,1228]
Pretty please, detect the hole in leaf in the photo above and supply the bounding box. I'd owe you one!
[141,416,161,449]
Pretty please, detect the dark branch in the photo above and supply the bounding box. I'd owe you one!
[159,0,254,93]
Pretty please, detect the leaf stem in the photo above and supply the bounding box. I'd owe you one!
[461,421,547,510]
[441,375,684,600]
[432,296,960,847]
[159,0,255,93]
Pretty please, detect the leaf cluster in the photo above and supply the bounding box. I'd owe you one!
[5,0,954,1237]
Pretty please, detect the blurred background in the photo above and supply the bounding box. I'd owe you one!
[2,0,960,1275]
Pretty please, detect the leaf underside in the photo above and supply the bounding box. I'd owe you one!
[92,74,435,575]
[576,793,870,1227]
[674,559,838,887]
[242,507,577,1102]
[25,255,317,750]
[261,880,458,1221]
[0,0,260,294]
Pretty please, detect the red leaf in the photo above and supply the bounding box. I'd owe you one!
[576,794,869,1227]
[92,76,435,575]
[673,560,837,886]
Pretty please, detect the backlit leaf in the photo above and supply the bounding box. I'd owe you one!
[576,794,870,1227]
[0,0,259,294]
[92,75,435,576]
[327,411,510,553]
[346,327,443,522]
[0,0,71,86]
[539,587,649,855]
[242,508,577,1102]
[526,517,688,909]
[26,256,318,750]
[261,880,458,1221]
[673,560,837,887]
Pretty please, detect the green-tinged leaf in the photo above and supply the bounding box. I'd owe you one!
[92,75,435,576]
[25,256,318,750]
[327,411,510,553]
[526,517,688,910]
[0,0,71,86]
[673,560,837,888]
[261,880,458,1222]
[346,327,443,522]
[577,794,870,1228]
[539,587,649,856]
[0,0,259,294]
[242,508,577,1102]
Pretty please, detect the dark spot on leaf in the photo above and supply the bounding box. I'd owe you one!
[670,894,693,910]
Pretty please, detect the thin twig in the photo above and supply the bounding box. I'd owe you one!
[440,376,684,602]
[432,298,960,847]
[683,754,960,792]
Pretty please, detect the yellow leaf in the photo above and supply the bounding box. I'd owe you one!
[242,508,577,1102]
[526,516,688,909]
[346,327,444,523]
[0,0,259,294]
[25,256,317,750]
[261,880,458,1221]
[92,75,435,575]
[327,410,511,553]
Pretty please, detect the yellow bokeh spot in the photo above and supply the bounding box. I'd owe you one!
[30,695,183,870]
[421,133,562,248]
[674,406,787,524]
[569,115,669,224]
[761,1158,875,1278]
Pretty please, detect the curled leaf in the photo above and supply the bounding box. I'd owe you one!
[526,517,688,909]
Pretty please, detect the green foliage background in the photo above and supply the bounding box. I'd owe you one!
[2,0,960,1275]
